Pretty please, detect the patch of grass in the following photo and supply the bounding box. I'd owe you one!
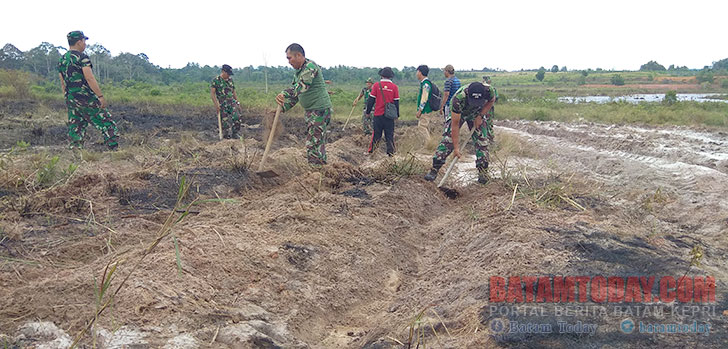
[371,153,427,182]
[81,150,103,162]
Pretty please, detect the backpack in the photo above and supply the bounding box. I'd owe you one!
[428,82,442,111]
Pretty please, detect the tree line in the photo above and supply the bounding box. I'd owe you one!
[0,42,494,85]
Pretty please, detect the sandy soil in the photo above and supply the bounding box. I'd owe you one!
[1,100,727,348]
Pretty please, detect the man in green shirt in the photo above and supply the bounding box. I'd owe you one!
[415,65,438,141]
[57,31,118,150]
[210,64,242,139]
[424,82,496,184]
[275,43,333,166]
[353,78,374,135]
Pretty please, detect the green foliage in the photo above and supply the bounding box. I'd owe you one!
[713,58,728,71]
[696,69,714,84]
[531,109,550,121]
[560,66,567,72]
[581,70,589,77]
[640,60,666,71]
[535,67,546,82]
[34,155,78,188]
[611,74,625,86]
[663,90,678,105]
[721,80,728,89]
[0,69,33,98]
[577,75,587,85]
[551,65,559,73]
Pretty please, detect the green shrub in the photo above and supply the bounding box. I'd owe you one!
[611,74,625,86]
[722,80,728,89]
[150,89,161,96]
[663,90,678,105]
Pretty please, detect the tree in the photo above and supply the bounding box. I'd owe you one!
[663,90,678,105]
[0,43,24,70]
[712,58,728,71]
[560,66,567,72]
[551,65,559,73]
[640,60,666,71]
[24,42,62,78]
[535,67,546,82]
[611,74,625,86]
[581,70,588,77]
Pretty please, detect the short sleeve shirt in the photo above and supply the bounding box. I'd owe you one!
[211,75,236,102]
[369,80,399,117]
[57,50,95,103]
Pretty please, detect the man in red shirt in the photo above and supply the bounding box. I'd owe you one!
[365,67,400,156]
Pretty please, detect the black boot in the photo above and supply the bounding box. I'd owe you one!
[477,163,489,184]
[424,168,438,181]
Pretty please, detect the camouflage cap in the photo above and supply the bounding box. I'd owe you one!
[67,31,89,41]
[366,78,373,84]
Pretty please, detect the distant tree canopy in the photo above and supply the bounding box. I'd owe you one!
[640,60,666,71]
[551,65,559,73]
[712,58,728,71]
[535,67,546,82]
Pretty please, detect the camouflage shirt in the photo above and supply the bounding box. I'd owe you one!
[281,59,332,112]
[57,50,96,103]
[211,75,236,103]
[450,84,495,121]
[359,86,372,106]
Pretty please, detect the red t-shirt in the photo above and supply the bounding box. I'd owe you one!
[369,79,399,116]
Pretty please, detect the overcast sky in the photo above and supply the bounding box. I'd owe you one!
[2,0,726,71]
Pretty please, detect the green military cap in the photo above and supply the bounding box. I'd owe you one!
[366,78,373,83]
[67,31,89,41]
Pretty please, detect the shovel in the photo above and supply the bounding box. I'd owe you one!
[341,104,358,131]
[437,125,478,192]
[256,105,281,178]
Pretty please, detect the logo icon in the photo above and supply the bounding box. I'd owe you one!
[620,318,635,334]
[490,318,505,334]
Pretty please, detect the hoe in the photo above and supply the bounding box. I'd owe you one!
[256,105,281,178]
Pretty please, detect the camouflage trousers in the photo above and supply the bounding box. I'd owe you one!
[220,100,241,137]
[66,98,118,149]
[432,117,490,172]
[305,108,331,165]
[361,108,373,135]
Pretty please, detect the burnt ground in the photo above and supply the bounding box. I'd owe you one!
[1,98,727,348]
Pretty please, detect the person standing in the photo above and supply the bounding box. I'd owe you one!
[275,43,333,166]
[352,78,374,135]
[415,65,437,139]
[424,82,495,184]
[57,31,118,150]
[440,65,461,118]
[365,67,399,156]
[210,64,242,139]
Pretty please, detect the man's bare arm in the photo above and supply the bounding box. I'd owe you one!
[58,73,66,93]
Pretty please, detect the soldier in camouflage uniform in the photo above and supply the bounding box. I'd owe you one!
[483,76,498,143]
[210,64,242,139]
[275,43,333,166]
[352,78,374,135]
[424,82,496,184]
[57,31,118,150]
